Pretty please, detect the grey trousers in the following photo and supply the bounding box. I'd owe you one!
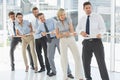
[47,38,71,74]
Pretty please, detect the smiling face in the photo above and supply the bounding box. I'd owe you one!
[16,15,23,23]
[57,8,66,21]
[59,12,66,21]
[32,9,39,17]
[84,4,92,15]
[38,14,46,23]
[83,4,92,15]
[9,14,15,21]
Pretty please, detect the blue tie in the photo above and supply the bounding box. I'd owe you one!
[86,16,90,34]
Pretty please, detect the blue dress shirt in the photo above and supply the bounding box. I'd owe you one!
[15,20,31,35]
[35,18,56,39]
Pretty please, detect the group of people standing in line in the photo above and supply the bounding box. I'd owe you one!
[7,1,110,80]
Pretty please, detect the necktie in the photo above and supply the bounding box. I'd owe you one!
[13,22,16,35]
[86,16,90,34]
[44,22,51,43]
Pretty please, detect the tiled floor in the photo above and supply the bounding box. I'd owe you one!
[0,43,120,80]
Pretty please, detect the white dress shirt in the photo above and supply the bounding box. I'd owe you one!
[76,13,106,39]
[7,19,16,36]
[28,14,40,32]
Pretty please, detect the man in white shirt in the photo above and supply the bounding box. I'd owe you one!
[7,11,34,71]
[28,7,40,32]
[76,2,109,80]
[29,7,51,74]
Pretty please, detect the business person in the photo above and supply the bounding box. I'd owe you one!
[29,7,49,73]
[37,13,74,78]
[7,11,34,71]
[15,13,38,72]
[34,13,51,75]
[76,2,109,80]
[29,7,40,32]
[55,8,84,80]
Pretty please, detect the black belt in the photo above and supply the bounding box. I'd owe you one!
[50,37,56,39]
[84,38,101,41]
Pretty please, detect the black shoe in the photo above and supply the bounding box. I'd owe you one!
[47,70,50,75]
[68,74,74,79]
[48,72,56,77]
[11,66,15,71]
[38,68,45,73]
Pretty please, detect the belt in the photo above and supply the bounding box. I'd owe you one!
[84,38,101,41]
[50,37,56,39]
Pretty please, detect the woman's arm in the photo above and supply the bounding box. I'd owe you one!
[69,23,74,33]
[55,27,70,39]
[69,22,76,36]
[55,27,61,39]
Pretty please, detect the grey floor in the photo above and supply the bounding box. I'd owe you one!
[0,43,120,80]
[0,63,120,80]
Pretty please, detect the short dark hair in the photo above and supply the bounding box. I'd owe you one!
[16,12,23,17]
[8,11,15,16]
[37,13,44,18]
[83,1,91,7]
[32,7,38,11]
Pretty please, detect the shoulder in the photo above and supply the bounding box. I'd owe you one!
[23,20,30,25]
[92,13,102,18]
[80,15,86,20]
[24,20,29,23]
[65,16,71,21]
[46,18,52,22]
[7,19,11,23]
[47,18,54,22]
[15,20,19,26]
[46,18,55,24]
[56,20,61,27]
[7,19,12,25]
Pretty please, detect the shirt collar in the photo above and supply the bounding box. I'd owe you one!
[85,13,95,17]
[8,19,15,23]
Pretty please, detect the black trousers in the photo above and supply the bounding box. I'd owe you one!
[82,39,109,80]
[10,37,34,67]
[35,36,50,72]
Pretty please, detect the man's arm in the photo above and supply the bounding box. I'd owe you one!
[76,17,88,37]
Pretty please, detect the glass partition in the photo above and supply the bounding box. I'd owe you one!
[115,0,120,72]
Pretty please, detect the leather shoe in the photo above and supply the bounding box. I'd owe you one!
[11,66,15,71]
[67,74,74,79]
[38,68,45,73]
[47,71,50,75]
[48,72,56,77]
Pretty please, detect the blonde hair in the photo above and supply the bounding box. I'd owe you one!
[57,8,66,20]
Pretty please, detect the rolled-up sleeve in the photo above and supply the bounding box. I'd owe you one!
[35,25,43,39]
